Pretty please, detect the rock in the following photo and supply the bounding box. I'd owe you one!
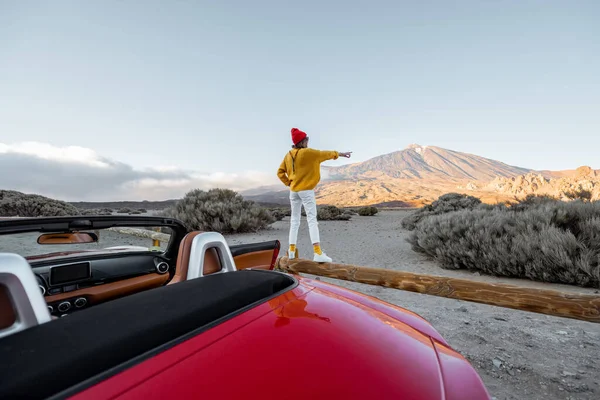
[493,358,503,369]
[557,330,568,335]
[494,316,508,322]
[562,370,576,378]
[457,306,468,313]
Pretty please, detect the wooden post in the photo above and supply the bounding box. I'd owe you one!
[152,227,161,247]
[277,257,600,324]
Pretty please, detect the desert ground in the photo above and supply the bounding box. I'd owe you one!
[1,210,598,399]
[227,210,600,400]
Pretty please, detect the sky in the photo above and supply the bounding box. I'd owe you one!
[1,0,599,201]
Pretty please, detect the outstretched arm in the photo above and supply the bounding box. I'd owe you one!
[316,150,352,162]
[312,149,351,162]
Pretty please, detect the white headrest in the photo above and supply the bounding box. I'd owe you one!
[186,232,237,280]
[0,253,52,339]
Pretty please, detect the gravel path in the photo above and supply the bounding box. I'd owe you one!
[227,210,600,400]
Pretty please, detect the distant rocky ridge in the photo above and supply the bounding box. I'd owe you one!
[481,166,600,201]
[244,145,599,207]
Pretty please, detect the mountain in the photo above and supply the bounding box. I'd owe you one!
[486,166,600,200]
[324,144,532,181]
[243,145,599,207]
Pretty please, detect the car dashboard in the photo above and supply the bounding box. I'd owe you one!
[31,253,172,317]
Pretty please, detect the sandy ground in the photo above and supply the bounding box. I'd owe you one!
[227,210,600,400]
[1,210,598,399]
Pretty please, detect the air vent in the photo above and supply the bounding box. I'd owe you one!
[35,275,47,296]
[74,297,87,308]
[58,301,71,313]
[156,262,169,274]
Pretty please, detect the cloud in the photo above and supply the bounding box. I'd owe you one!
[0,142,277,201]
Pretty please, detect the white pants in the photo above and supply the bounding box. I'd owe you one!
[289,189,320,245]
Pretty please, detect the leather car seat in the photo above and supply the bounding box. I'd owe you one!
[169,231,222,284]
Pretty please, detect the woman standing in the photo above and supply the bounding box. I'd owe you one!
[277,127,352,262]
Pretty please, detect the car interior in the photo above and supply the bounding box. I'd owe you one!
[0,220,295,399]
[0,217,281,319]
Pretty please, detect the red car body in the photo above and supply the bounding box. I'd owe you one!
[0,216,490,399]
[70,276,489,400]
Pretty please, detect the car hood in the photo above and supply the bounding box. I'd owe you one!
[72,277,490,400]
[178,285,460,399]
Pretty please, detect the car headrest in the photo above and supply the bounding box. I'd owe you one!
[171,231,238,284]
[185,232,237,280]
[0,253,52,339]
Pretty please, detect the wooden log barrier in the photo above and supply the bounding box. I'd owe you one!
[277,257,600,324]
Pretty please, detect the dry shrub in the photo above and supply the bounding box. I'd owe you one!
[317,205,351,221]
[297,205,351,220]
[0,190,80,217]
[358,206,378,216]
[402,193,483,231]
[81,208,113,216]
[161,188,276,233]
[407,198,600,287]
[267,207,291,221]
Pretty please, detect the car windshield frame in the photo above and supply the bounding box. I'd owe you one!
[0,215,189,261]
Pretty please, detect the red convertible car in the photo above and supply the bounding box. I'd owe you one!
[0,215,491,399]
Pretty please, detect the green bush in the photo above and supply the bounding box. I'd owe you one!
[0,190,81,217]
[162,188,276,233]
[117,207,133,214]
[358,206,378,216]
[402,193,483,231]
[407,198,600,288]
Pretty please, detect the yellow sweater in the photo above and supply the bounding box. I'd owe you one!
[277,148,339,191]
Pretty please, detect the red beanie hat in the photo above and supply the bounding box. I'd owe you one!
[291,127,307,145]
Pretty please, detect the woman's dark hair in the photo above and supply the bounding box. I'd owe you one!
[291,137,309,149]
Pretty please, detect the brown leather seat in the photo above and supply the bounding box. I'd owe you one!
[169,231,222,285]
[0,285,17,330]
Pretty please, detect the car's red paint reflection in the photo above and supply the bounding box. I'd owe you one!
[70,279,490,400]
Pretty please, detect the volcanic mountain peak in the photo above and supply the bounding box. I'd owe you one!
[325,145,531,181]
[405,144,428,154]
